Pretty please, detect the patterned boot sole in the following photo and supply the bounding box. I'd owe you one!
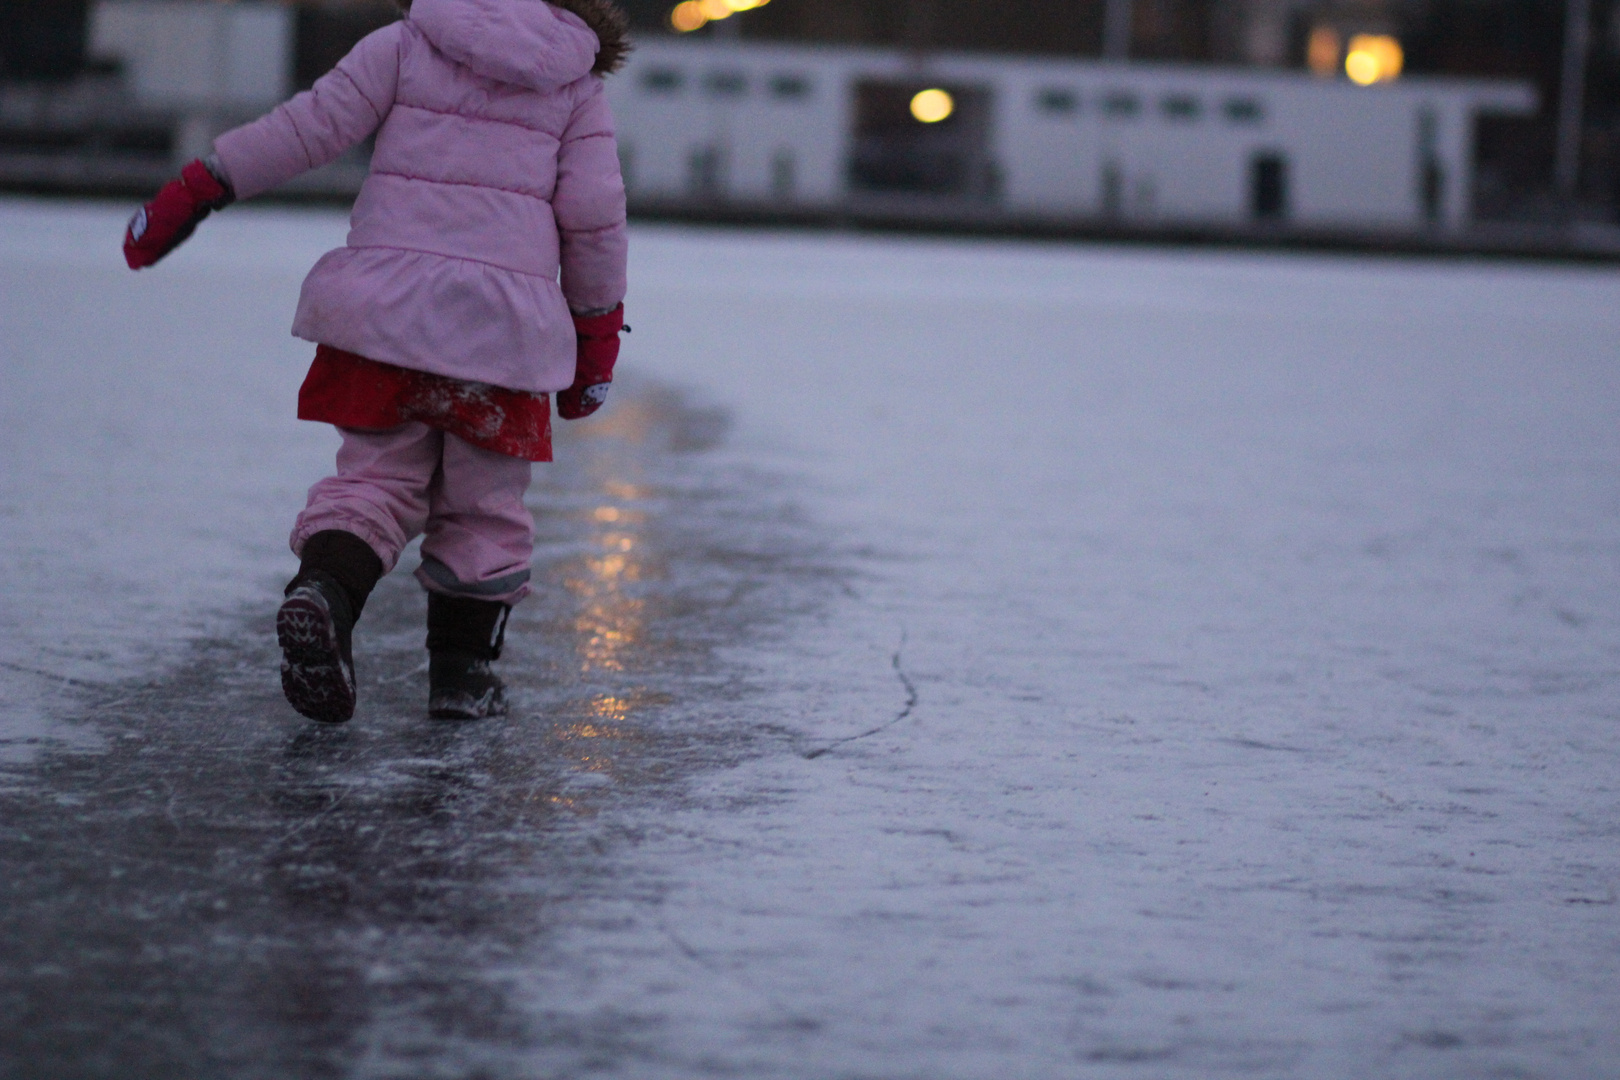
[277,589,356,724]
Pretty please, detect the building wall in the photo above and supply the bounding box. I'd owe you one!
[87,0,293,162]
[89,1,292,111]
[608,40,1535,231]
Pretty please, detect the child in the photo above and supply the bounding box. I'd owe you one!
[123,0,631,723]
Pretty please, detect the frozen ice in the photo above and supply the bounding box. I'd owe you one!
[1,198,1618,1078]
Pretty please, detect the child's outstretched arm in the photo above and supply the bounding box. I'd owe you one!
[123,157,233,269]
[123,22,404,269]
[553,80,628,419]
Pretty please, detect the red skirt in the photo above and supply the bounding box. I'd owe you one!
[297,345,552,462]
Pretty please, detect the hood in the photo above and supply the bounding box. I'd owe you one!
[410,0,599,91]
[548,0,630,75]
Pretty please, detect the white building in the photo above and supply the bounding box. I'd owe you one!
[87,0,294,162]
[70,3,1540,234]
[608,39,1537,232]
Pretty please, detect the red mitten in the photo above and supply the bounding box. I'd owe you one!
[557,304,626,420]
[123,159,233,270]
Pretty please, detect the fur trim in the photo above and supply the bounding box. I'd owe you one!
[396,0,629,75]
[549,0,630,75]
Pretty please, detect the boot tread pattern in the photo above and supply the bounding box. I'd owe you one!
[277,588,356,724]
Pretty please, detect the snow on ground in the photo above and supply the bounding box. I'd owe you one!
[2,198,1618,1077]
[0,200,345,761]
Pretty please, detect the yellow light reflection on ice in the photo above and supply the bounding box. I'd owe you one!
[910,88,954,123]
[1344,35,1403,85]
[698,0,732,19]
[588,553,628,579]
[569,508,648,672]
[588,695,635,721]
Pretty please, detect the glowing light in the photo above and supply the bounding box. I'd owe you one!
[1306,26,1340,77]
[670,0,706,31]
[669,0,768,31]
[1344,34,1403,85]
[588,553,629,579]
[910,88,954,124]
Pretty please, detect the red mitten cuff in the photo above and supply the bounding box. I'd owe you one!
[124,159,233,270]
[557,304,626,420]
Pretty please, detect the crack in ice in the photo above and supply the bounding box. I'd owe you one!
[803,628,917,760]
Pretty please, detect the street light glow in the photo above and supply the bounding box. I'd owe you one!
[669,0,769,32]
[669,0,706,31]
[910,88,955,123]
[1345,34,1403,85]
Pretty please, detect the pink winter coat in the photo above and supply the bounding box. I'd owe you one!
[213,0,628,394]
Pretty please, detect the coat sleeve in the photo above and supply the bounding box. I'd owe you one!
[213,23,403,201]
[553,79,629,314]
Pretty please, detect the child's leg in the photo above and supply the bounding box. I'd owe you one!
[292,422,443,573]
[416,434,534,719]
[414,434,534,604]
[279,422,442,723]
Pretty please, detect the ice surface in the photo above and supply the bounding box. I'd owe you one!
[1,199,1618,1078]
[0,200,347,762]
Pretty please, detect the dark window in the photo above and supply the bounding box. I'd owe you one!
[1418,109,1443,223]
[1223,97,1264,123]
[771,149,796,196]
[1421,159,1444,222]
[641,67,683,93]
[849,79,995,199]
[1251,152,1287,220]
[0,0,89,82]
[705,71,747,97]
[1100,160,1124,218]
[689,144,724,197]
[1160,94,1200,120]
[295,4,397,89]
[1035,87,1078,115]
[771,74,812,99]
[1101,92,1140,118]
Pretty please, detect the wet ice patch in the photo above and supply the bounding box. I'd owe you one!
[0,362,854,1077]
[3,202,1619,1077]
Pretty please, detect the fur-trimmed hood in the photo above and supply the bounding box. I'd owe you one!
[401,0,629,78]
[549,0,630,75]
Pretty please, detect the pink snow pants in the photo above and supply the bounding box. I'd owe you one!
[292,423,533,605]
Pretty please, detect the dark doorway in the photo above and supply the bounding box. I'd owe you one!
[0,0,89,83]
[295,1,399,89]
[1250,151,1288,220]
[688,144,725,199]
[849,79,995,199]
[1417,109,1444,223]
